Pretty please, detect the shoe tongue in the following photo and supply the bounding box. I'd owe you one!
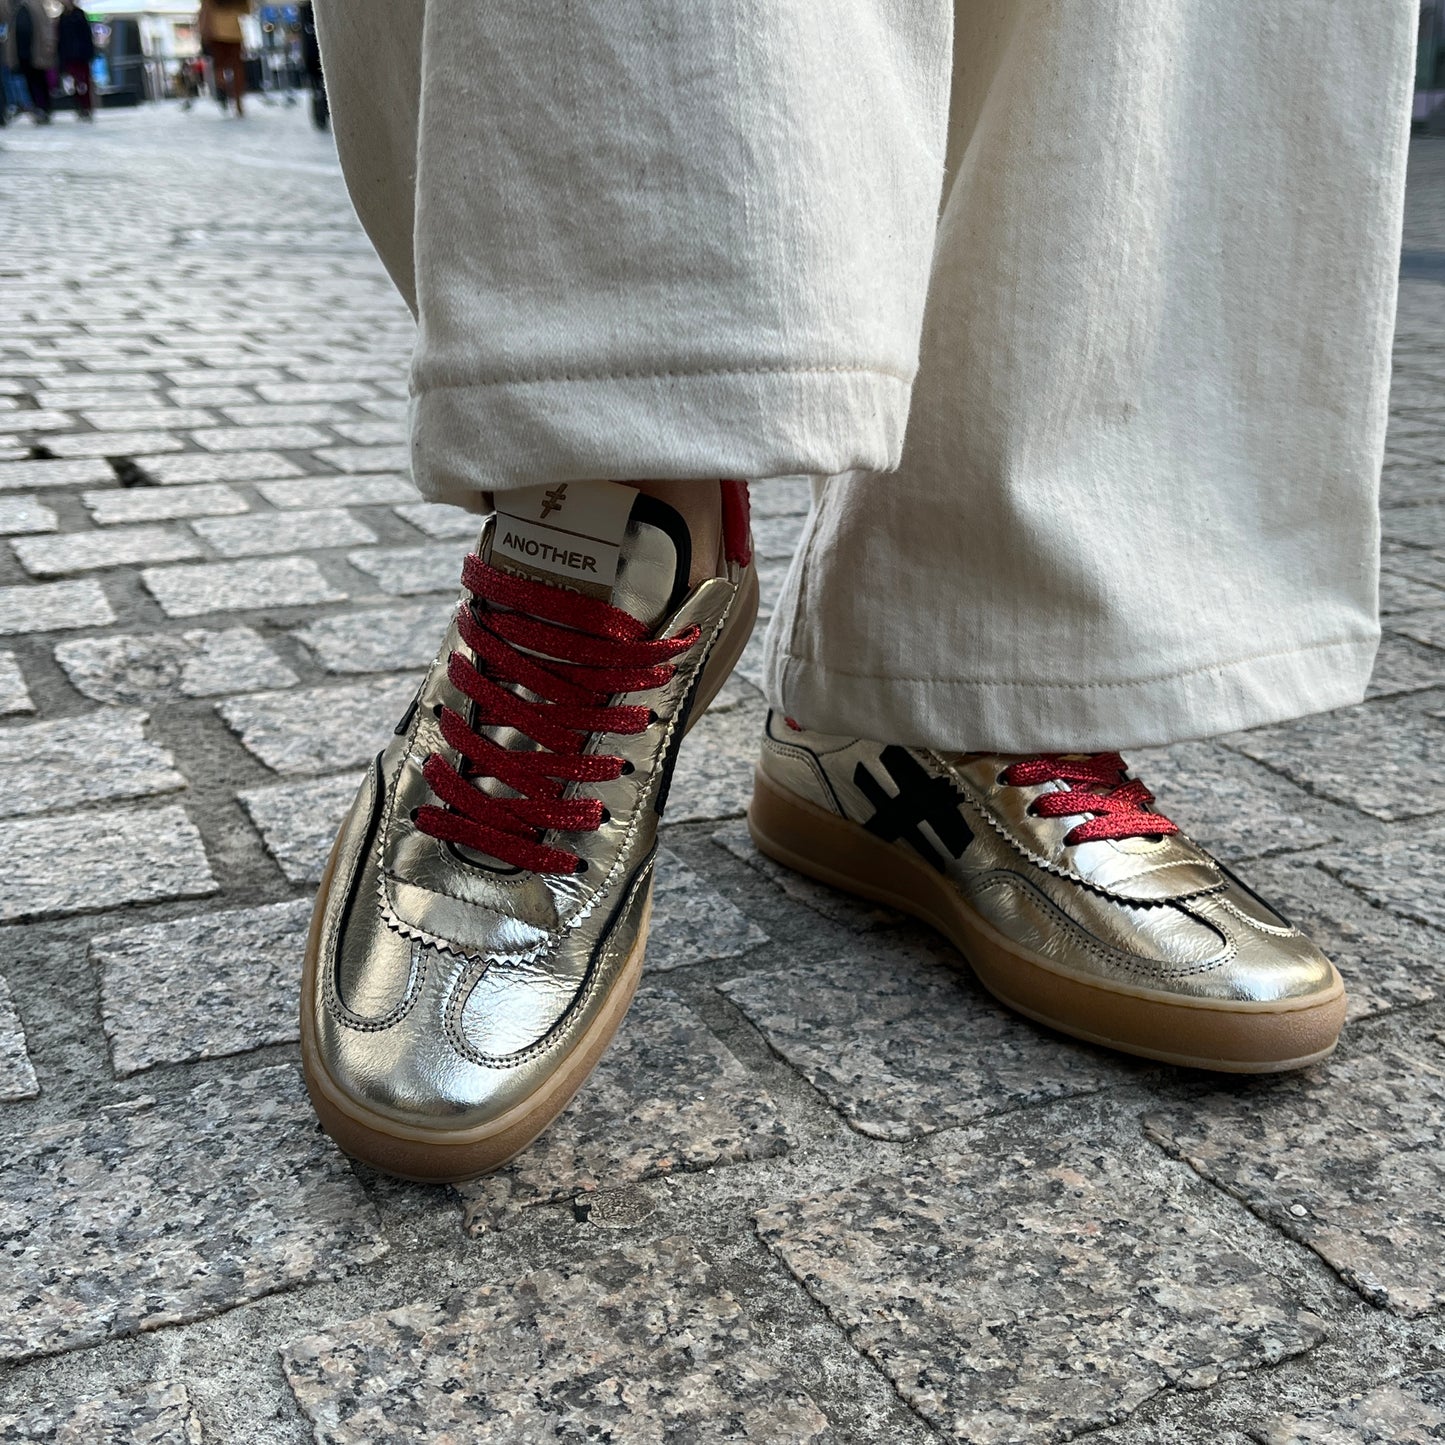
[485,480,688,629]
[455,482,691,872]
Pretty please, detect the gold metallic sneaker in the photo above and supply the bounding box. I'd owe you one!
[749,712,1346,1072]
[301,480,757,1181]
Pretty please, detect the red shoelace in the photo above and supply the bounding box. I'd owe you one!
[1002,753,1178,846]
[413,554,699,873]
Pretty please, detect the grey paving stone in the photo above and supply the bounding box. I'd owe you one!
[280,363,408,385]
[1385,547,1445,591]
[191,424,332,452]
[82,481,249,525]
[220,403,350,426]
[1,410,76,434]
[0,975,40,1103]
[360,397,407,420]
[92,898,312,1076]
[1381,464,1445,508]
[706,671,765,715]
[77,354,173,374]
[0,709,184,819]
[80,407,217,431]
[13,525,203,578]
[311,444,409,473]
[40,390,166,414]
[138,450,303,485]
[1227,699,1445,822]
[239,773,361,883]
[0,579,115,635]
[0,457,114,492]
[0,1064,387,1363]
[219,676,414,774]
[0,497,57,535]
[1390,606,1445,651]
[757,554,791,618]
[665,693,764,827]
[734,626,766,691]
[54,626,297,704]
[163,367,284,388]
[1379,569,1445,614]
[1367,633,1445,697]
[0,1380,202,1444]
[721,934,1114,1140]
[169,384,256,407]
[1317,821,1445,933]
[758,1137,1325,1443]
[392,501,480,539]
[1144,1039,1445,1316]
[1387,438,1445,468]
[257,474,418,509]
[0,652,33,716]
[647,847,768,971]
[293,599,448,675]
[283,1233,828,1444]
[142,556,347,617]
[459,988,788,1228]
[751,512,806,561]
[39,373,159,396]
[190,507,378,557]
[1382,503,1445,550]
[1253,1371,1445,1444]
[329,420,403,446]
[750,476,813,517]
[256,381,378,403]
[1244,856,1444,1021]
[47,431,184,458]
[711,819,903,930]
[346,543,460,596]
[0,804,217,924]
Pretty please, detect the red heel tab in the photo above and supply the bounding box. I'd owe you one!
[720,479,752,568]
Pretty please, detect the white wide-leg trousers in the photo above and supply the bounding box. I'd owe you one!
[314,1,1415,751]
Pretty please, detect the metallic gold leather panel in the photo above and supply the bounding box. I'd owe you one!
[759,712,1337,1007]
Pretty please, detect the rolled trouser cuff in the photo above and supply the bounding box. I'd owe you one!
[767,631,1381,753]
[409,366,910,504]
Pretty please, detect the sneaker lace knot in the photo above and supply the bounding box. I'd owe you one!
[1002,753,1178,846]
[413,554,698,874]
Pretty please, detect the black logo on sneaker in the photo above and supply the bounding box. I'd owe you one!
[854,747,973,872]
[540,484,568,519]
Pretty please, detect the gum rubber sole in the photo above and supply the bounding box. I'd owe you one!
[747,767,1346,1074]
[300,564,760,1183]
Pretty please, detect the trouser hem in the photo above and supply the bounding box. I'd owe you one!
[769,634,1381,752]
[409,367,910,504]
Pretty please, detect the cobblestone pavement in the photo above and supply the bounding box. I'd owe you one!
[0,102,1443,1445]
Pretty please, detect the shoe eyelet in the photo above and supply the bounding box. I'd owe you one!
[620,760,635,776]
[573,859,589,875]
[431,703,444,719]
[409,807,420,822]
[599,808,611,824]
[646,709,660,725]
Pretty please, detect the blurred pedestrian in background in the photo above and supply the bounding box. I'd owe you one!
[173,55,202,108]
[298,0,325,130]
[199,0,249,117]
[3,0,53,123]
[55,0,93,120]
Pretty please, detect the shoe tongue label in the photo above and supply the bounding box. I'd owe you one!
[489,481,637,602]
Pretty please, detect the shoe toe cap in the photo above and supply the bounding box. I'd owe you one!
[1197,892,1344,1005]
